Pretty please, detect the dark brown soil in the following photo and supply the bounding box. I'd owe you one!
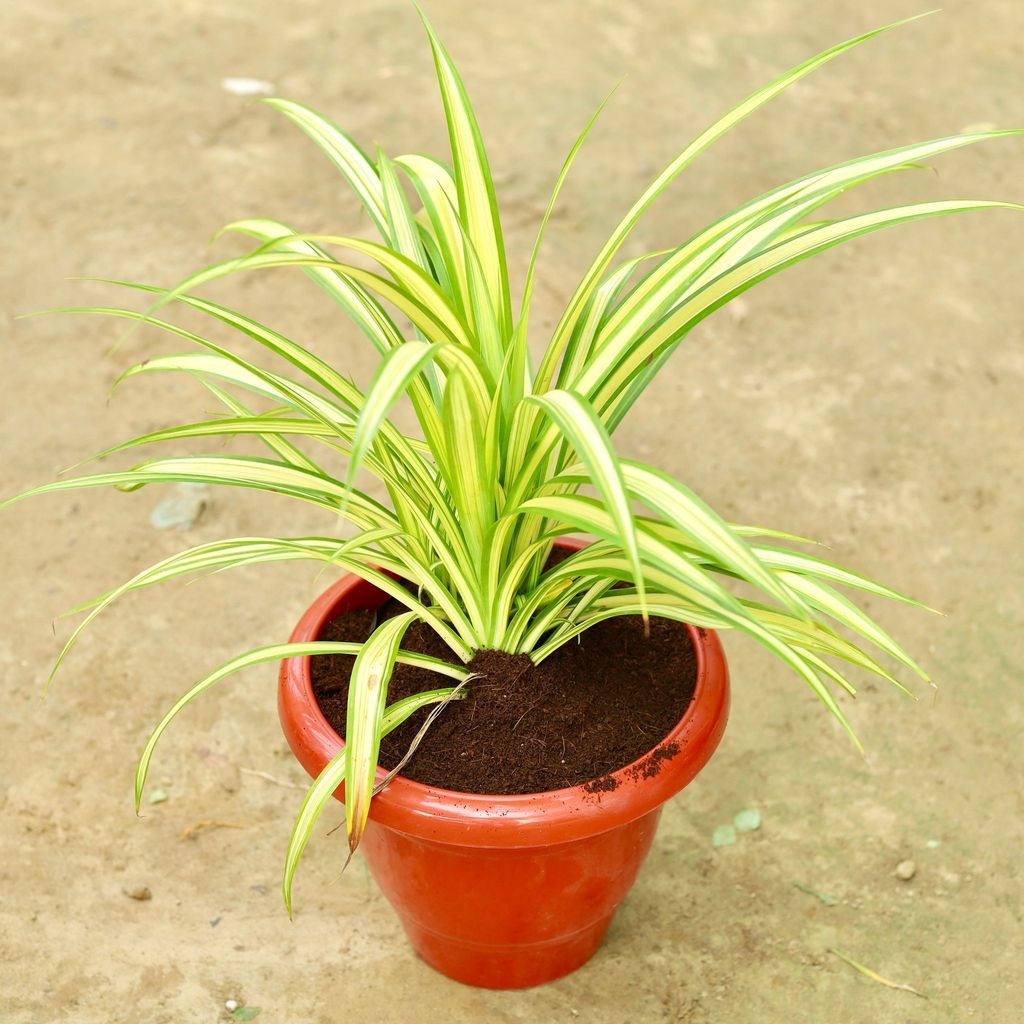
[311,593,697,795]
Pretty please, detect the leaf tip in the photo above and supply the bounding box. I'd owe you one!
[207,223,232,249]
[342,845,357,873]
[412,0,436,39]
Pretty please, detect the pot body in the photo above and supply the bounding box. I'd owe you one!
[279,541,729,989]
[359,806,663,988]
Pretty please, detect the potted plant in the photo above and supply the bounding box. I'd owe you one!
[7,11,1019,989]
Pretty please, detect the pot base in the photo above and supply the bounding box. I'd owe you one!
[404,911,615,990]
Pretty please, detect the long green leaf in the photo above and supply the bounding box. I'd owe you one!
[344,612,416,853]
[418,7,512,345]
[535,13,931,392]
[3,455,399,531]
[508,87,617,412]
[442,368,494,561]
[80,415,344,465]
[525,391,647,616]
[396,153,470,317]
[134,638,469,812]
[217,218,403,357]
[534,592,861,748]
[779,572,929,680]
[264,98,388,235]
[282,683,464,915]
[346,340,446,489]
[590,200,1022,411]
[52,533,475,686]
[193,379,324,474]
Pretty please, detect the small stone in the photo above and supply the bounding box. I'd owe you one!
[225,1000,239,1012]
[124,884,152,901]
[895,859,917,881]
[733,808,762,832]
[221,77,275,96]
[712,824,737,848]
[149,483,208,530]
[727,298,750,324]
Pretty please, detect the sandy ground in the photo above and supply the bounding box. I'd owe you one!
[2,1,1022,1021]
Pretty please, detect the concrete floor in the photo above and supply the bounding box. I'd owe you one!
[2,1,1022,1021]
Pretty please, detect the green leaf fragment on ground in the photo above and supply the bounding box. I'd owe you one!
[792,881,837,905]
[148,789,168,804]
[712,824,737,847]
[829,949,927,998]
[231,1009,262,1022]
[733,808,762,832]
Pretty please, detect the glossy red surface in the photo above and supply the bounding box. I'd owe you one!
[278,541,730,988]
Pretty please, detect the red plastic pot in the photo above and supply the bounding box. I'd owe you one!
[278,540,729,989]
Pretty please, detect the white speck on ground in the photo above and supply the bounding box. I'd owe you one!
[221,77,275,96]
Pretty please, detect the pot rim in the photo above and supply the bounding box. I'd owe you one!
[278,539,729,848]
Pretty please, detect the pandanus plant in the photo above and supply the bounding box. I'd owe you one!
[7,12,1020,912]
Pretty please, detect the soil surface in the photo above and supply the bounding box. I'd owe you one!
[2,2,1023,1023]
[311,601,696,794]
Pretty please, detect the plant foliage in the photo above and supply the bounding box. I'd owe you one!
[8,12,1020,912]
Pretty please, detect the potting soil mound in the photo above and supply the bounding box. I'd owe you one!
[311,601,697,795]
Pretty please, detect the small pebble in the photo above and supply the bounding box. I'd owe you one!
[712,824,737,848]
[733,808,762,832]
[149,483,208,530]
[225,999,239,1012]
[727,298,750,324]
[221,77,275,96]
[895,859,917,881]
[124,884,152,901]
